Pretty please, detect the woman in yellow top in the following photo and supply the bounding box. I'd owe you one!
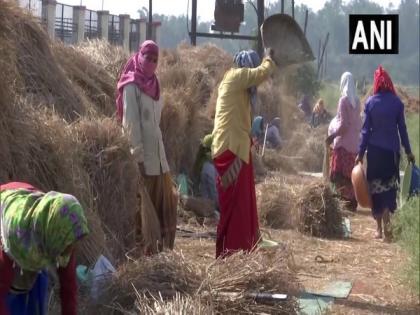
[211,49,276,258]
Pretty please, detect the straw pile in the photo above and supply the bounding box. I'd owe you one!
[257,177,299,229]
[88,249,298,314]
[0,2,140,263]
[297,180,344,238]
[158,44,230,174]
[362,85,419,113]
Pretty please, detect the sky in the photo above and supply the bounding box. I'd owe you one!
[58,0,402,21]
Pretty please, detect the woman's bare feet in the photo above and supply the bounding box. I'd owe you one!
[383,209,392,242]
[375,217,383,239]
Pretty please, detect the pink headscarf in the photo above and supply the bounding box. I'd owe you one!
[116,40,160,122]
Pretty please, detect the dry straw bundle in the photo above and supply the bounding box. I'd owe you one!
[297,180,344,238]
[71,118,139,261]
[88,249,298,314]
[257,176,301,229]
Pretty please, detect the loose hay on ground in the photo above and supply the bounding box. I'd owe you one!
[89,249,298,314]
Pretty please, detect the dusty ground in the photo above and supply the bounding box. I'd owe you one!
[176,207,419,314]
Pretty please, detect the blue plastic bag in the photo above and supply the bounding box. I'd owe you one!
[409,164,420,197]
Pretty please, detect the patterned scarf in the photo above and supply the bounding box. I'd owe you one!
[0,189,89,271]
[373,65,395,95]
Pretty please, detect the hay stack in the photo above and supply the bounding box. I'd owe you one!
[53,43,116,116]
[72,118,139,261]
[257,177,300,229]
[0,2,89,120]
[77,39,128,78]
[89,249,298,314]
[297,180,344,238]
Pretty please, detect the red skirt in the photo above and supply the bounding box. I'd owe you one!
[330,147,356,202]
[214,150,259,258]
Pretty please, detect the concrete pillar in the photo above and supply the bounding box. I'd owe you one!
[42,0,56,39]
[97,11,109,40]
[131,19,141,51]
[139,19,147,45]
[72,6,86,44]
[119,14,130,52]
[152,22,162,46]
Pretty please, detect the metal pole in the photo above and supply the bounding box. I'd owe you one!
[317,32,329,79]
[101,0,104,11]
[292,0,295,19]
[281,0,284,13]
[317,38,321,69]
[147,0,152,40]
[257,0,264,58]
[191,0,197,45]
[304,9,308,36]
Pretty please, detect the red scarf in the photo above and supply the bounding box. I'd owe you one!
[116,40,160,122]
[373,65,395,95]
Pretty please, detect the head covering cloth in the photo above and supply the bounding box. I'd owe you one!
[233,50,261,111]
[251,116,264,138]
[0,189,89,271]
[116,40,160,122]
[340,72,359,109]
[373,65,396,95]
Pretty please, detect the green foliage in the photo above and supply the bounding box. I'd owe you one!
[287,63,321,98]
[406,114,420,165]
[319,83,340,113]
[392,197,420,294]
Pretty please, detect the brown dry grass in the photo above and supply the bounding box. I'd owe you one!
[87,247,298,314]
[297,179,344,238]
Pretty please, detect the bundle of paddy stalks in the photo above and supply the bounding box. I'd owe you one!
[297,179,344,238]
[87,251,202,313]
[0,1,89,120]
[199,249,298,314]
[135,293,210,314]
[76,39,129,78]
[88,249,298,314]
[72,118,139,262]
[53,43,116,117]
[256,176,301,229]
[0,105,106,265]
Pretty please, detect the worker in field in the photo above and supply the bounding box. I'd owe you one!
[116,40,177,252]
[298,94,312,120]
[0,182,89,315]
[356,65,415,241]
[310,98,332,128]
[211,49,276,258]
[326,72,362,212]
[251,116,265,152]
[266,117,282,149]
[192,134,219,215]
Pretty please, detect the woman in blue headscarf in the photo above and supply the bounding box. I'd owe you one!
[211,49,276,258]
